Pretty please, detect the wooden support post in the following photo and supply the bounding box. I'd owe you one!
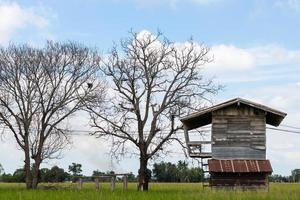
[183,125,191,155]
[95,177,100,190]
[266,175,270,192]
[78,178,83,190]
[183,125,190,143]
[123,175,128,191]
[111,176,116,192]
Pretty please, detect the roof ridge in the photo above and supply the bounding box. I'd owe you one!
[181,97,286,121]
[180,97,287,128]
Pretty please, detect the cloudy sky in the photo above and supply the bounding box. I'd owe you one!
[0,0,300,176]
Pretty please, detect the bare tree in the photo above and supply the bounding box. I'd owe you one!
[0,41,103,189]
[86,31,221,191]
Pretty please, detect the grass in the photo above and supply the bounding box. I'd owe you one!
[0,182,299,200]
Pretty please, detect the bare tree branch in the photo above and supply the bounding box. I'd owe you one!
[86,30,222,191]
[0,41,104,189]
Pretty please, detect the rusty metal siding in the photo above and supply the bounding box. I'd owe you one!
[208,160,273,173]
[211,104,266,160]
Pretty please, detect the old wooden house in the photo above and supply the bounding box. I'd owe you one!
[180,98,286,189]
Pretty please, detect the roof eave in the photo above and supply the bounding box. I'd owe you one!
[180,98,287,129]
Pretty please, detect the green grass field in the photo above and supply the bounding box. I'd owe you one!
[0,182,299,200]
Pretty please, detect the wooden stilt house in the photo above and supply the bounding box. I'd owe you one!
[180,98,286,190]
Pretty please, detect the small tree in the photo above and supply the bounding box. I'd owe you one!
[0,42,103,189]
[86,30,221,191]
[188,167,204,182]
[0,163,3,175]
[68,163,82,180]
[127,172,137,182]
[291,169,300,182]
[177,161,189,182]
[13,168,26,182]
[92,170,105,177]
[49,166,69,182]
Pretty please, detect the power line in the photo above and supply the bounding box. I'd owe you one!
[68,128,300,137]
[65,125,300,136]
[280,124,300,131]
[2,124,300,136]
[266,127,300,135]
[0,125,211,136]
[0,126,210,138]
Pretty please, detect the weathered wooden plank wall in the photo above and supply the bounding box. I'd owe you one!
[211,104,266,160]
[210,173,269,188]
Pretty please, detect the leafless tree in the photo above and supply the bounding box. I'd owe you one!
[86,31,221,191]
[0,41,103,189]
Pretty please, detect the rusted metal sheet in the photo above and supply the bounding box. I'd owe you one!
[208,160,272,173]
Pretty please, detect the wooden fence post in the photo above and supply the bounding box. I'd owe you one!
[111,176,116,191]
[95,177,100,190]
[78,178,83,190]
[123,175,128,191]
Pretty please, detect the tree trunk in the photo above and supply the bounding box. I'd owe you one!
[31,158,42,189]
[24,145,32,189]
[138,156,149,191]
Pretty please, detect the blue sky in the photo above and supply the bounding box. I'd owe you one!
[4,0,300,49]
[0,0,300,176]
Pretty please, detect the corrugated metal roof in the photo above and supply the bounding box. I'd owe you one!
[208,159,273,173]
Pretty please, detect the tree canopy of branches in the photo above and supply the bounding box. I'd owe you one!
[0,41,102,189]
[68,163,83,177]
[86,30,221,191]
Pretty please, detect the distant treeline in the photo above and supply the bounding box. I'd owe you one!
[0,161,203,183]
[0,162,299,183]
[0,163,136,183]
[270,169,300,183]
[0,166,69,183]
[152,161,204,182]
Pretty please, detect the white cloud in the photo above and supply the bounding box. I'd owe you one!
[135,31,258,73]
[136,30,162,49]
[285,151,300,160]
[0,2,48,44]
[205,44,300,73]
[275,0,300,11]
[208,45,255,71]
[297,81,300,86]
[134,0,221,8]
[134,0,178,8]
[133,30,300,86]
[191,0,222,5]
[249,45,300,66]
[241,84,300,112]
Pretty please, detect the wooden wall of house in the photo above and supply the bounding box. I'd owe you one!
[211,104,266,160]
[210,173,268,188]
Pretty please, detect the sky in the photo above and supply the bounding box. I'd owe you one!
[0,0,300,176]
